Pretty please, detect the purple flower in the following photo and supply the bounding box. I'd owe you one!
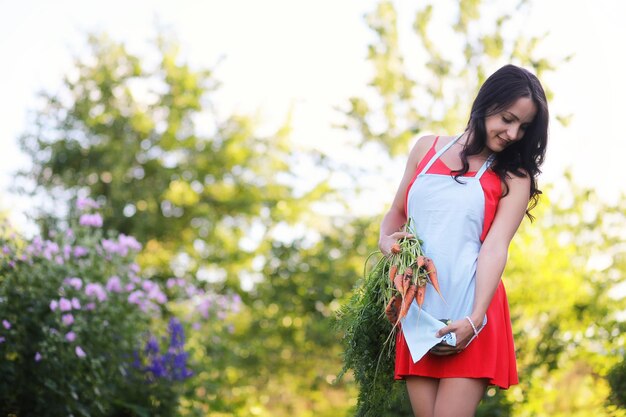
[145,336,160,355]
[0,336,5,343]
[65,331,76,342]
[71,297,81,310]
[50,300,58,311]
[142,280,156,292]
[230,294,242,313]
[66,228,74,238]
[146,355,167,378]
[101,238,121,255]
[73,246,88,258]
[166,278,177,289]
[148,287,167,305]
[119,235,142,252]
[75,346,86,358]
[2,245,10,255]
[168,318,185,349]
[129,262,141,273]
[128,290,144,305]
[2,320,11,329]
[35,352,42,362]
[106,276,123,293]
[62,314,74,326]
[77,197,99,210]
[198,297,213,319]
[64,277,83,291]
[85,302,96,311]
[63,244,72,259]
[85,283,107,302]
[79,213,103,228]
[55,255,64,265]
[59,298,72,312]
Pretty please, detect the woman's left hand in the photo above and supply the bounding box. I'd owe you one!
[431,317,480,355]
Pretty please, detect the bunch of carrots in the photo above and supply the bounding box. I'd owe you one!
[383,233,444,325]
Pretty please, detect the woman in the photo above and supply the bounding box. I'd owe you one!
[378,64,549,417]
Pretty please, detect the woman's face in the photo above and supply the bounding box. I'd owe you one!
[484,96,537,153]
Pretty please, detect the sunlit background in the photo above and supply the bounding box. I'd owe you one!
[1,1,625,416]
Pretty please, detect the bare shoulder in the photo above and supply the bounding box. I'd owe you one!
[408,134,437,163]
[501,169,531,199]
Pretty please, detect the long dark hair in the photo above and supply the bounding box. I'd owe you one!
[454,64,549,221]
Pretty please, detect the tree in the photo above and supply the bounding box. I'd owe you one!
[18,33,328,289]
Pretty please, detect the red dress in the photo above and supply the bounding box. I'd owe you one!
[394,136,519,389]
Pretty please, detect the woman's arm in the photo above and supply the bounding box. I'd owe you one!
[469,172,531,327]
[435,171,531,350]
[378,135,435,255]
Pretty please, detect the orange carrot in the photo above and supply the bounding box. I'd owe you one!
[389,265,398,283]
[416,256,425,268]
[385,295,401,324]
[391,243,401,254]
[393,272,404,294]
[425,257,444,301]
[402,274,411,297]
[399,285,417,319]
[416,285,426,308]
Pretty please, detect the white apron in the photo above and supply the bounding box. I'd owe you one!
[400,134,494,362]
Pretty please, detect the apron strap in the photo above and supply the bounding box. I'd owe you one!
[476,154,496,179]
[418,134,463,175]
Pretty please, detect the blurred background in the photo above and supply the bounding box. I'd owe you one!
[0,0,625,416]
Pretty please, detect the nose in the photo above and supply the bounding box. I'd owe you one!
[507,125,522,141]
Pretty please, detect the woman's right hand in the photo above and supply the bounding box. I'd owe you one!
[378,231,414,256]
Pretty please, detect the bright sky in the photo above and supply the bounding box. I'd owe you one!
[0,0,624,234]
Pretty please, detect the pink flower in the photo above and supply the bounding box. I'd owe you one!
[65,331,76,342]
[106,276,122,293]
[59,298,72,311]
[85,303,96,311]
[35,352,42,362]
[85,283,107,302]
[64,277,83,290]
[75,346,86,358]
[49,300,58,311]
[62,314,74,326]
[147,286,167,304]
[71,297,81,310]
[119,235,141,252]
[79,213,103,228]
[2,320,11,329]
[73,246,88,257]
[63,245,72,259]
[76,197,99,210]
[127,290,144,305]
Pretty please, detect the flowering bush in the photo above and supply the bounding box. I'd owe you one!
[0,197,241,416]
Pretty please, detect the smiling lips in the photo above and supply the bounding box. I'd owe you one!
[497,136,511,146]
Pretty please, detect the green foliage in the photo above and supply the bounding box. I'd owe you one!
[608,359,626,408]
[504,175,626,416]
[18,33,321,287]
[335,254,410,417]
[338,0,568,157]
